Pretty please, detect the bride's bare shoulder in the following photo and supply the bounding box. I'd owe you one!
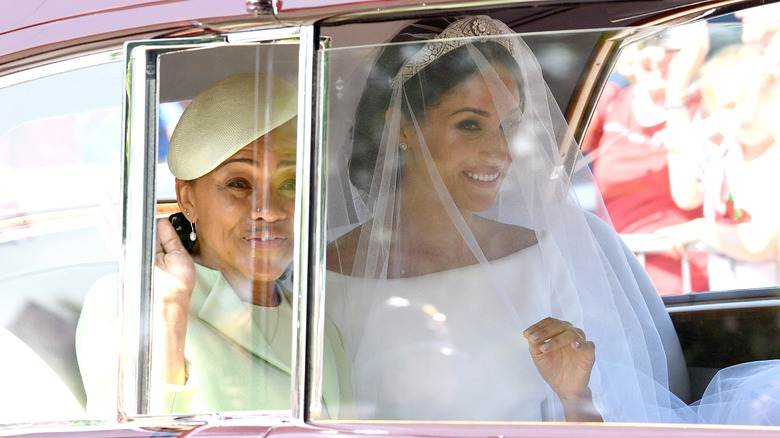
[326,226,362,273]
[474,217,538,259]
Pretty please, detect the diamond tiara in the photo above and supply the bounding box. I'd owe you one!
[393,16,515,86]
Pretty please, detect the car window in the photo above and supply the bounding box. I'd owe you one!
[79,34,314,420]
[583,11,780,297]
[314,10,780,426]
[317,21,643,423]
[0,57,124,423]
[153,42,301,417]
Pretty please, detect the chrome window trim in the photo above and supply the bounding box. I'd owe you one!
[0,51,123,89]
[291,24,320,422]
[279,0,741,25]
[308,33,333,422]
[227,27,305,43]
[123,32,319,419]
[665,289,780,313]
[666,300,780,314]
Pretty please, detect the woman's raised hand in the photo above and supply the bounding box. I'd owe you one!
[155,218,196,300]
[523,317,602,421]
[152,218,196,386]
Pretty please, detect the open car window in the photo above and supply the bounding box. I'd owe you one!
[69,28,316,420]
[313,9,780,425]
[582,12,780,297]
[0,57,124,423]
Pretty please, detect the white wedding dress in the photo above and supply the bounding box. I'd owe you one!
[326,232,588,421]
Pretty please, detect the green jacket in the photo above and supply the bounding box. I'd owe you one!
[76,264,351,418]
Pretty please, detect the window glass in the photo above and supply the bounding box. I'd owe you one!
[147,42,304,416]
[317,10,780,427]
[0,60,123,423]
[583,10,780,296]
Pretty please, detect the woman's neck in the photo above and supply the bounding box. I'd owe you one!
[209,265,280,307]
[389,186,479,276]
[194,253,281,307]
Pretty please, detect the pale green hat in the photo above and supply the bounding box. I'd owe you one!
[167,73,297,180]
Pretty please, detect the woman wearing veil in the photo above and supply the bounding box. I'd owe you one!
[324,16,779,424]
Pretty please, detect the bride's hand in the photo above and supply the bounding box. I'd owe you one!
[524,317,600,421]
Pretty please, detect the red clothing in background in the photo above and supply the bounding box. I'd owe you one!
[585,84,709,295]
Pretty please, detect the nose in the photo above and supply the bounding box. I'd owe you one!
[478,129,510,163]
[251,189,287,222]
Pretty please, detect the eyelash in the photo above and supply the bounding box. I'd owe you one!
[457,120,480,131]
[227,179,250,189]
[280,180,296,191]
[226,179,296,193]
[456,120,522,134]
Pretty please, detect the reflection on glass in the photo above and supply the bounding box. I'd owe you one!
[0,61,123,423]
[322,15,780,426]
[584,13,780,295]
[148,71,300,414]
[74,43,331,418]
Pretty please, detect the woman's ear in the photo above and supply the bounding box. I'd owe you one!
[176,178,197,222]
[385,107,415,145]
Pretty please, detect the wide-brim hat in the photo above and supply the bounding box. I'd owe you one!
[167,73,298,180]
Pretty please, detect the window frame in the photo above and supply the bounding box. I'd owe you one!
[308,3,780,426]
[0,51,126,425]
[120,26,320,420]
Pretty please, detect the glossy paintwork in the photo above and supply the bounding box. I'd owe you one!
[10,421,780,438]
[179,421,780,437]
[0,0,248,61]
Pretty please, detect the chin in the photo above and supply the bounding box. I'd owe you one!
[250,263,289,282]
[468,193,501,212]
[459,199,498,213]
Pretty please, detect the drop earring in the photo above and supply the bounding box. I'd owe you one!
[399,142,408,151]
[189,222,197,242]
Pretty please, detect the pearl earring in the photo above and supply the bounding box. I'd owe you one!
[189,223,197,242]
[399,142,408,151]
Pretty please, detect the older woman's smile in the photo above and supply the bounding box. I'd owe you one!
[246,234,291,249]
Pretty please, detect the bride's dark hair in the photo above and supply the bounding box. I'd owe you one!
[348,17,523,193]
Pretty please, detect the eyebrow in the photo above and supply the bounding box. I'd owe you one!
[220,157,297,169]
[451,106,523,118]
[451,107,490,117]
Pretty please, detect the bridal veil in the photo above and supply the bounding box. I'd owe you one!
[321,16,778,424]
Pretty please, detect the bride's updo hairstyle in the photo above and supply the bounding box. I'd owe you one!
[348,17,523,193]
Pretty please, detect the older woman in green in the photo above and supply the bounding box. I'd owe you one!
[77,73,349,417]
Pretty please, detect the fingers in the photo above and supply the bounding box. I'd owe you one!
[157,218,186,255]
[524,317,592,355]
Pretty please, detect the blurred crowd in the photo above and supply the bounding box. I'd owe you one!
[583,4,780,294]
